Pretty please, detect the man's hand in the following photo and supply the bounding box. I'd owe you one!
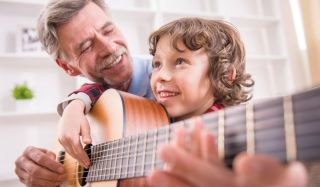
[15,146,65,187]
[57,99,91,168]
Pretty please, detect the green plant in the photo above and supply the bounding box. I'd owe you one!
[12,83,34,100]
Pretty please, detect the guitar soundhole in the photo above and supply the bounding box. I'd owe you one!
[77,144,92,186]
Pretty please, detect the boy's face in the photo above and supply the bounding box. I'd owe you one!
[150,35,214,121]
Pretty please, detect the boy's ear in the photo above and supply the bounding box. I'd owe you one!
[229,66,237,81]
[55,58,81,76]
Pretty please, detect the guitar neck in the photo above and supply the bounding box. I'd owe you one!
[83,86,320,182]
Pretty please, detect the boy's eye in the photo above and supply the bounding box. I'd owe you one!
[176,57,185,65]
[152,61,161,69]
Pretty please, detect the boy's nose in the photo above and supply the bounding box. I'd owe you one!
[158,67,172,82]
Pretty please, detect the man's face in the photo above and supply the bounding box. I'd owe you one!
[56,2,132,87]
[150,35,214,121]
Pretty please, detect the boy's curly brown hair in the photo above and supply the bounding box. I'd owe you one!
[149,17,254,106]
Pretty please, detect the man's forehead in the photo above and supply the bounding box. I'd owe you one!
[74,21,113,51]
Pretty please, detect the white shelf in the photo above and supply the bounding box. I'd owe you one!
[0,173,18,182]
[0,53,55,68]
[247,55,287,62]
[111,8,156,20]
[0,111,57,119]
[229,16,279,27]
[161,10,224,20]
[0,0,46,6]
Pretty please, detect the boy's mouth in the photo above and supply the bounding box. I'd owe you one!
[158,91,179,98]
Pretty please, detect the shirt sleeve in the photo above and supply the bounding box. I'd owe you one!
[56,83,109,116]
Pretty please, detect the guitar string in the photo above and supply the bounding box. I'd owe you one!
[63,143,320,182]
[57,96,320,166]
[59,127,319,171]
[58,89,320,180]
[61,144,320,182]
[64,159,165,181]
[60,141,320,174]
[57,108,320,166]
[58,111,320,167]
[58,100,320,157]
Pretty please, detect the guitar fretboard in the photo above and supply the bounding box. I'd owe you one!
[72,86,320,182]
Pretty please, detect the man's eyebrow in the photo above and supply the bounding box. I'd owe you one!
[74,22,113,54]
[100,21,112,31]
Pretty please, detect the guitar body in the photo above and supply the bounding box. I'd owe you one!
[59,86,320,186]
[61,89,170,187]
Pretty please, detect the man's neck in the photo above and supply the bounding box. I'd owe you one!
[113,78,132,92]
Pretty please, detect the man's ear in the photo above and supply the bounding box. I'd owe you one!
[55,58,81,76]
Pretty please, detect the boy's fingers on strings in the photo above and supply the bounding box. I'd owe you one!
[190,116,204,157]
[200,130,219,164]
[174,126,187,150]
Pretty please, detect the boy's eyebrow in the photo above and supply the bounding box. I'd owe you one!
[74,21,113,54]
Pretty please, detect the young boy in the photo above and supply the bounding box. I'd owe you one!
[146,17,307,187]
[58,18,307,187]
[148,18,253,121]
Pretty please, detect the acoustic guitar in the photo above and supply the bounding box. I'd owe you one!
[57,87,320,187]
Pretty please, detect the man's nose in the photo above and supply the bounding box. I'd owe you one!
[96,34,116,55]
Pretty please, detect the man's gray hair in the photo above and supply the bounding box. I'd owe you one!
[37,0,108,60]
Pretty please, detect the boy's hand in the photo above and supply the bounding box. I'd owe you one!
[58,99,91,168]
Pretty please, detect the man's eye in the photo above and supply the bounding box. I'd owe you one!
[81,47,89,53]
[103,27,114,35]
[80,43,92,54]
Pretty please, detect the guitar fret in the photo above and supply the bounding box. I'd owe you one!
[141,132,147,176]
[124,136,131,178]
[218,110,225,160]
[106,143,112,180]
[132,135,139,177]
[165,125,170,144]
[92,146,99,181]
[117,139,124,179]
[96,145,101,180]
[283,96,297,161]
[246,103,255,154]
[98,145,104,180]
[112,140,118,179]
[101,143,108,180]
[109,141,115,180]
[151,129,158,171]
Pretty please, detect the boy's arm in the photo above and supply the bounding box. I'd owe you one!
[57,83,109,168]
[57,83,109,116]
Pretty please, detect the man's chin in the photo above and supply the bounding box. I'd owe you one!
[103,76,132,90]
